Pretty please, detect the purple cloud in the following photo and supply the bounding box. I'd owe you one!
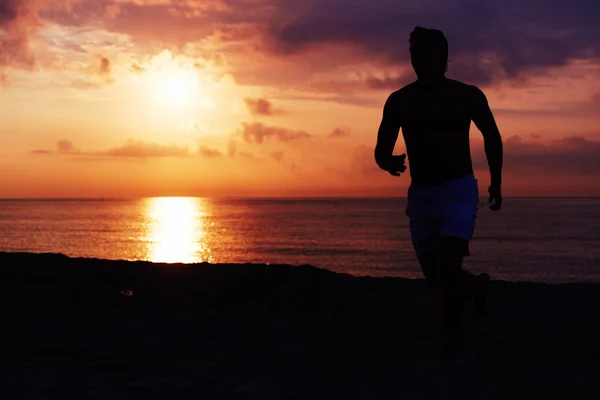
[0,0,37,67]
[471,135,600,175]
[267,0,600,85]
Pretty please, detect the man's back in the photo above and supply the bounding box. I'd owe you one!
[387,78,479,186]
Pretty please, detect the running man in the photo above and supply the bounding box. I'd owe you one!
[374,26,503,357]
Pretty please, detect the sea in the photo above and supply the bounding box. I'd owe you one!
[0,197,598,283]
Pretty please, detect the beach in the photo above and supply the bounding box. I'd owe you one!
[0,252,598,399]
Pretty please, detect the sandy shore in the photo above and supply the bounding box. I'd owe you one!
[0,252,598,399]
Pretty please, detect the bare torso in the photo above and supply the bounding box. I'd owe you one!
[387,78,478,186]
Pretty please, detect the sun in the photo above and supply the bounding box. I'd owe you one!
[135,51,220,114]
[141,64,200,108]
[164,79,191,104]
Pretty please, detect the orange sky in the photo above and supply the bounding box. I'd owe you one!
[1,0,599,197]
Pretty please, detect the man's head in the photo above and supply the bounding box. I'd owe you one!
[409,27,449,80]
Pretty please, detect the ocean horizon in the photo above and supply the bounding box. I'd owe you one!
[1,197,598,284]
[2,196,600,200]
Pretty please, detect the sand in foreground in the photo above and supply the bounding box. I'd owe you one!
[0,252,598,399]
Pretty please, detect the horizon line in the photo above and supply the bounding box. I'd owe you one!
[1,195,599,201]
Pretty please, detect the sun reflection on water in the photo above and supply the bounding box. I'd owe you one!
[144,197,213,264]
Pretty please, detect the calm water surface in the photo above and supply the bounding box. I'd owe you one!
[0,197,598,283]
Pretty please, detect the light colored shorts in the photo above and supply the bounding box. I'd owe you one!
[405,174,479,258]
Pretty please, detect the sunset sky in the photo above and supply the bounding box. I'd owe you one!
[1,0,599,198]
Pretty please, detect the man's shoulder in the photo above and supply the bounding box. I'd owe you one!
[396,81,420,94]
[385,79,486,104]
[446,79,485,97]
[386,81,419,103]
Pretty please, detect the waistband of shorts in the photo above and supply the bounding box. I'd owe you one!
[409,174,476,191]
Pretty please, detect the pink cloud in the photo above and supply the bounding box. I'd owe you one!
[472,135,600,175]
[328,126,350,138]
[101,139,190,158]
[244,98,283,116]
[241,122,310,144]
[31,138,191,158]
[270,151,284,163]
[0,0,39,68]
[56,139,74,153]
[5,0,599,93]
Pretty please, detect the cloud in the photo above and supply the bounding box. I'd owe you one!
[244,97,283,116]
[329,126,350,138]
[472,135,600,175]
[101,139,190,158]
[30,139,74,155]
[130,63,145,73]
[238,150,258,160]
[365,74,413,90]
[0,0,38,68]
[348,134,600,181]
[41,0,269,49]
[270,151,284,163]
[198,145,222,158]
[56,139,74,153]
[241,122,310,144]
[364,61,497,89]
[15,0,598,93]
[30,138,224,159]
[266,0,600,85]
[99,56,110,74]
[6,0,597,90]
[90,55,114,83]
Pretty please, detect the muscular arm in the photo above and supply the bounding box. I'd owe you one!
[471,87,503,187]
[375,94,402,172]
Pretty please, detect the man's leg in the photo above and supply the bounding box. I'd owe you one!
[437,236,468,356]
[417,253,439,290]
[415,239,489,356]
[408,206,440,289]
[418,243,467,357]
[407,187,470,355]
[437,236,491,356]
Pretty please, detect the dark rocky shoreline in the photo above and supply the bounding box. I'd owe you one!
[0,252,598,399]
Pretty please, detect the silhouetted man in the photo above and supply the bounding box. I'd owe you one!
[374,26,503,357]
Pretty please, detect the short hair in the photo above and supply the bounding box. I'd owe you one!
[409,26,449,73]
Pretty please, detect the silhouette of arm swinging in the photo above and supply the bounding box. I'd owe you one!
[471,87,503,210]
[375,94,406,176]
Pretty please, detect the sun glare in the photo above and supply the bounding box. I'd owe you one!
[164,78,191,104]
[140,60,201,108]
[144,197,213,264]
